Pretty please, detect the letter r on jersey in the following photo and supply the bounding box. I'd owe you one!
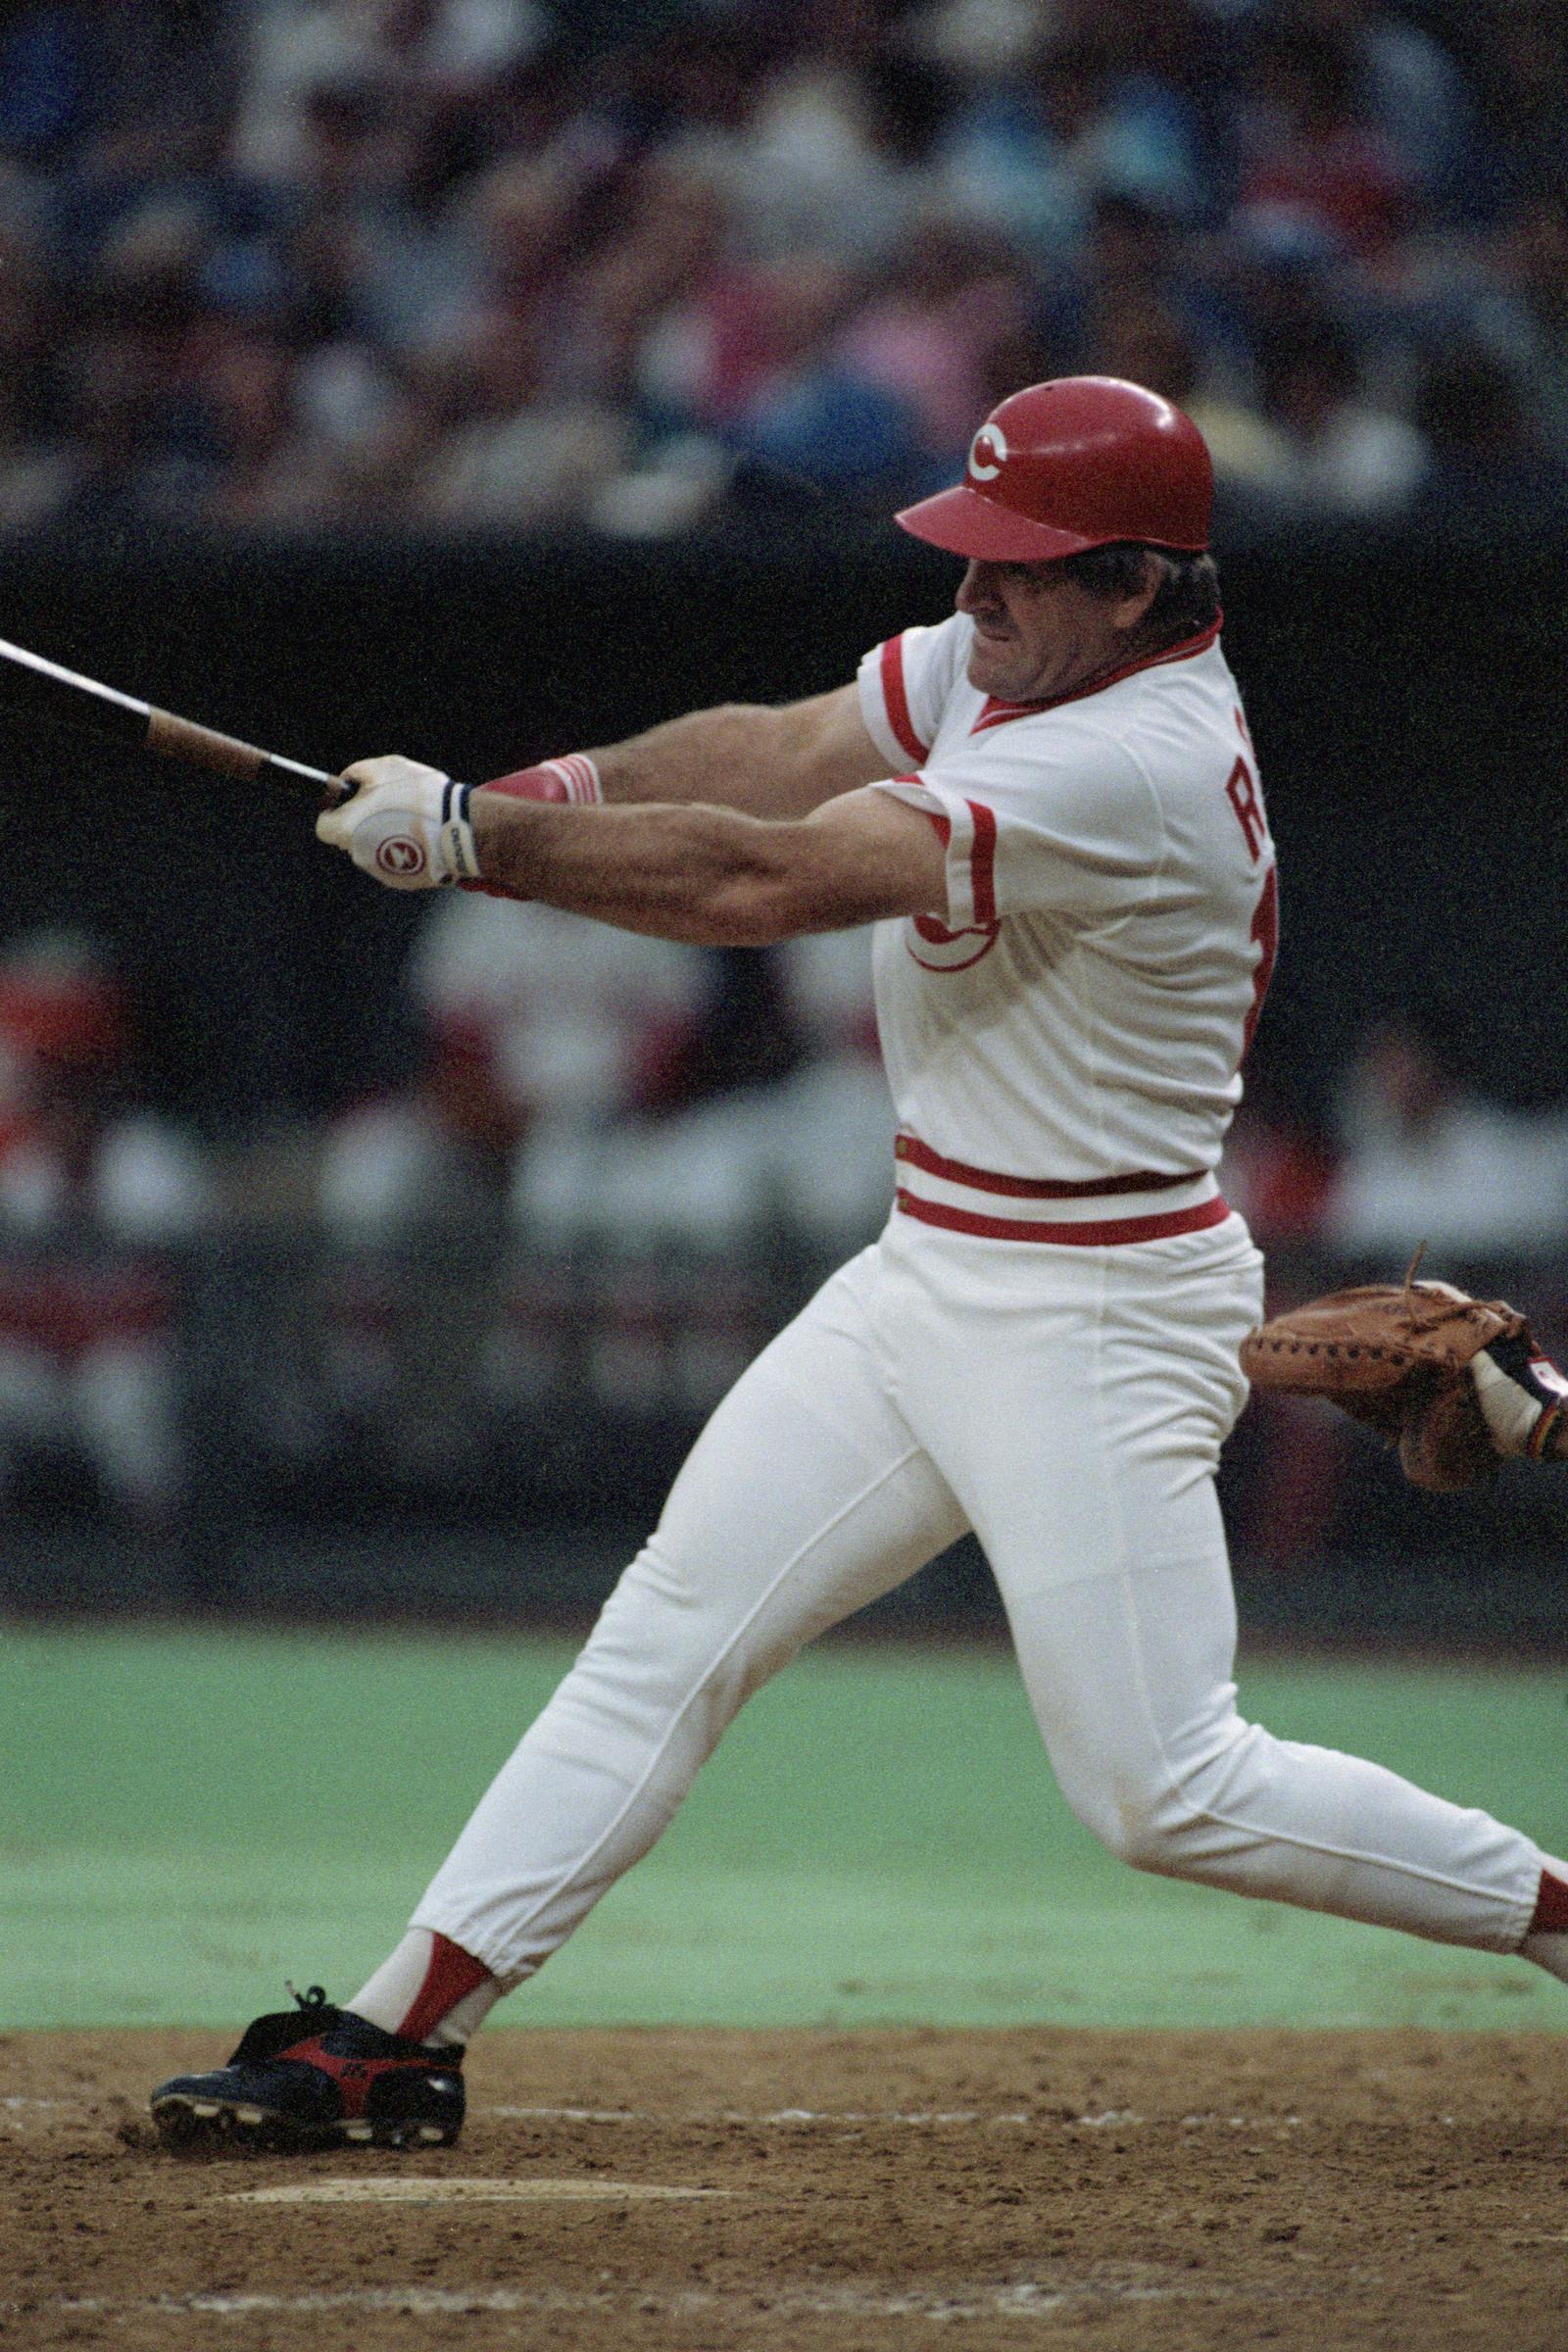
[1224,756,1266,862]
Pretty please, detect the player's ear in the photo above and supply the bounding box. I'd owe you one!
[1113,550,1165,634]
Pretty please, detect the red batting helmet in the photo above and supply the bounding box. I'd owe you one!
[897,376,1212,563]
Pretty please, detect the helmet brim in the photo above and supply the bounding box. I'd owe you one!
[895,484,1099,563]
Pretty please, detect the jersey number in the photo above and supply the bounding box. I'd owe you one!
[1242,863,1278,1063]
[1224,715,1275,1064]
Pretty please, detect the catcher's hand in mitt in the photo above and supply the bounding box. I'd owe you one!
[1240,1256,1568,1492]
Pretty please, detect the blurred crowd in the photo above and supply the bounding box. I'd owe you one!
[0,0,1566,538]
[0,912,897,1527]
[5,910,1568,1534]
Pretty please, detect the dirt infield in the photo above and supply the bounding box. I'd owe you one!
[3,2026,1565,2350]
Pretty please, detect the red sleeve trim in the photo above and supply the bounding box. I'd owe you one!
[880,635,928,762]
[967,799,997,926]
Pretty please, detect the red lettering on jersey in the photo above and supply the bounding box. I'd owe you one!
[1224,755,1266,863]
[1242,862,1279,1061]
[906,914,1001,971]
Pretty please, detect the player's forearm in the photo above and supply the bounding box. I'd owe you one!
[582,704,815,818]
[468,793,818,944]
[486,687,885,821]
[318,755,943,928]
[580,684,887,821]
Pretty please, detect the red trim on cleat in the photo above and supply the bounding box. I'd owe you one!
[269,2034,389,2120]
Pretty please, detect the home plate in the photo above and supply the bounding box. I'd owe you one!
[228,2177,731,2206]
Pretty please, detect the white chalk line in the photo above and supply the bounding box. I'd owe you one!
[229,2176,730,2206]
[1,2094,1305,2135]
[488,2104,1303,2132]
[490,2104,1040,2128]
[3,2277,1240,2323]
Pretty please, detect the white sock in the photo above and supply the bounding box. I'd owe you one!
[1522,1931,1568,1984]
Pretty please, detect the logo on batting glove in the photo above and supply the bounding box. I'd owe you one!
[375,835,427,878]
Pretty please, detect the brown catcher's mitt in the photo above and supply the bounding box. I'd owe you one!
[1240,1259,1542,1493]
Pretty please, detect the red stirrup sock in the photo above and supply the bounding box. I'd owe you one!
[1520,1866,1568,1984]
[1531,1869,1568,1935]
[350,1930,502,2048]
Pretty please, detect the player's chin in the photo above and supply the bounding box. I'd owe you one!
[964,641,1017,697]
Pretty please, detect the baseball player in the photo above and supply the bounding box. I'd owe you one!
[151,377,1568,2151]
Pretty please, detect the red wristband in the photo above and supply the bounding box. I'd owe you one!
[461,755,604,898]
[482,756,602,807]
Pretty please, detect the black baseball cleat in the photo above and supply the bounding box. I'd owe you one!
[149,1985,465,2151]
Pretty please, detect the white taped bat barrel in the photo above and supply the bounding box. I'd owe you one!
[0,635,150,740]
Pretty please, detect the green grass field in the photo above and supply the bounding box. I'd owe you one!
[3,1626,1565,2035]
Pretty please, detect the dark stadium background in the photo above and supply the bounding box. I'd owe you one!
[0,0,1565,1638]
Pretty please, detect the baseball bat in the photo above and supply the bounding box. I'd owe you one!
[0,632,337,790]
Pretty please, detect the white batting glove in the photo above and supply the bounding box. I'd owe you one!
[316,756,481,890]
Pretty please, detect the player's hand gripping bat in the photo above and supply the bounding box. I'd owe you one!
[0,632,337,791]
[0,632,598,889]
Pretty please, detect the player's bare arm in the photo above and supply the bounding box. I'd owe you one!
[318,755,949,944]
[470,776,949,940]
[482,684,893,822]
[584,683,894,818]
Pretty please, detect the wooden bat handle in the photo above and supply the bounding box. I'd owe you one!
[146,708,270,781]
[144,708,336,789]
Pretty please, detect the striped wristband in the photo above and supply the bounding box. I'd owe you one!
[483,754,604,808]
[436,780,482,882]
[536,755,603,805]
[456,755,603,898]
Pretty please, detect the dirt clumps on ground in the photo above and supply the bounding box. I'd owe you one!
[2,2026,1564,2350]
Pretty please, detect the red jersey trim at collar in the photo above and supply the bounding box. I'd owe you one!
[970,615,1224,735]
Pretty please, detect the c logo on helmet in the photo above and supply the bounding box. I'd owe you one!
[968,421,1008,483]
[375,834,426,877]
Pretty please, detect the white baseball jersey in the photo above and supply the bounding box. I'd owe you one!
[856,612,1277,1245]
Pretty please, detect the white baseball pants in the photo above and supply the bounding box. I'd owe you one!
[414,1212,1544,1984]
